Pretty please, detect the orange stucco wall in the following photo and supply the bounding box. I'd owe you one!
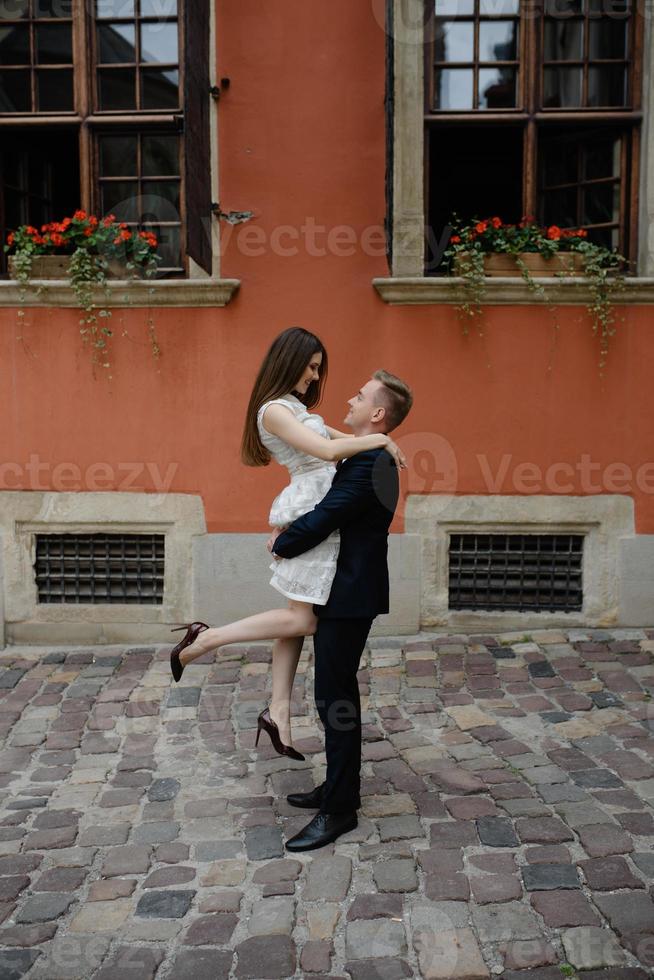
[2,1,654,535]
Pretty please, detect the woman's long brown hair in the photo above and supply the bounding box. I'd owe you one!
[241,327,329,466]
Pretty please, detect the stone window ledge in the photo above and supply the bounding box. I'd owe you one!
[373,276,654,305]
[0,277,240,308]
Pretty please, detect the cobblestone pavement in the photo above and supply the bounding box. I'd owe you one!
[0,628,653,979]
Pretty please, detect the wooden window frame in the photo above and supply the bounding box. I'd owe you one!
[423,0,644,265]
[0,0,215,279]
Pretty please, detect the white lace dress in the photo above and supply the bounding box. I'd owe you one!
[257,393,340,604]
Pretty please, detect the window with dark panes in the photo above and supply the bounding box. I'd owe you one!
[425,0,642,274]
[0,0,213,278]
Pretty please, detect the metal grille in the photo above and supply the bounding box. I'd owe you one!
[448,533,583,612]
[35,533,165,604]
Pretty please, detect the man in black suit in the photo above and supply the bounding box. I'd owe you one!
[268,370,413,851]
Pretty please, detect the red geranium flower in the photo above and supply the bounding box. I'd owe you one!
[547,225,562,240]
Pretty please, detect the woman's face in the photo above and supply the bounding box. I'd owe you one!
[294,351,323,394]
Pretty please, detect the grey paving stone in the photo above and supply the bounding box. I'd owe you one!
[0,922,57,946]
[429,820,479,848]
[247,898,294,936]
[245,826,283,860]
[167,949,234,980]
[193,840,242,861]
[78,824,130,846]
[30,935,111,979]
[562,926,627,969]
[577,823,634,857]
[522,863,580,890]
[571,768,624,788]
[0,670,28,689]
[101,845,152,876]
[522,765,568,785]
[515,817,574,843]
[135,889,196,918]
[538,783,589,803]
[31,868,86,892]
[304,856,352,902]
[590,691,624,709]
[183,913,239,944]
[0,876,30,902]
[593,892,654,938]
[46,846,96,867]
[347,894,404,921]
[132,821,180,844]
[345,958,413,980]
[143,866,196,888]
[252,860,302,884]
[540,711,572,723]
[476,815,519,847]
[24,827,78,850]
[472,901,543,942]
[15,892,76,922]
[345,919,408,960]
[156,842,190,864]
[579,856,645,891]
[88,879,136,901]
[0,855,42,875]
[372,859,418,893]
[470,873,522,904]
[0,949,41,979]
[167,688,201,707]
[632,852,654,877]
[93,945,165,980]
[147,778,180,801]
[5,798,48,810]
[377,815,424,841]
[500,798,551,817]
[528,661,556,678]
[234,935,296,978]
[529,889,600,927]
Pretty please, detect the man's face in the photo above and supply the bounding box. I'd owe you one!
[344,378,385,431]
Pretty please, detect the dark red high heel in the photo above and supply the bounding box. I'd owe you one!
[255,706,305,761]
[169,621,210,682]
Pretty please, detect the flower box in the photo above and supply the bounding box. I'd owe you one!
[454,251,586,278]
[8,254,147,280]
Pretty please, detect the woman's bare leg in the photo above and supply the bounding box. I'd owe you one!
[178,601,317,667]
[268,635,304,748]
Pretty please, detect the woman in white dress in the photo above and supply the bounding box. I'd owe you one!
[169,327,405,758]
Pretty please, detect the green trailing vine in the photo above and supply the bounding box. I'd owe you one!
[68,246,114,372]
[444,214,628,376]
[4,210,162,376]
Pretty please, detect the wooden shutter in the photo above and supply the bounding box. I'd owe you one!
[183,0,213,274]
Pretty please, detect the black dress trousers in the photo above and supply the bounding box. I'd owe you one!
[313,616,374,814]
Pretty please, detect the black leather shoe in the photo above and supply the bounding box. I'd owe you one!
[286,784,325,809]
[285,811,357,852]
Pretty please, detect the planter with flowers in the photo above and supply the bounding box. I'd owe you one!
[4,210,162,372]
[444,215,628,371]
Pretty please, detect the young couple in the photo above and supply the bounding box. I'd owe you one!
[169,327,413,851]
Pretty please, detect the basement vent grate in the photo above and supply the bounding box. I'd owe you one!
[35,533,165,604]
[448,533,583,612]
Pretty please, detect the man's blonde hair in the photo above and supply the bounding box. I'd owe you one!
[372,369,413,432]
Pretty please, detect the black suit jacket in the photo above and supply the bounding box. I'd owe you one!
[272,448,399,619]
